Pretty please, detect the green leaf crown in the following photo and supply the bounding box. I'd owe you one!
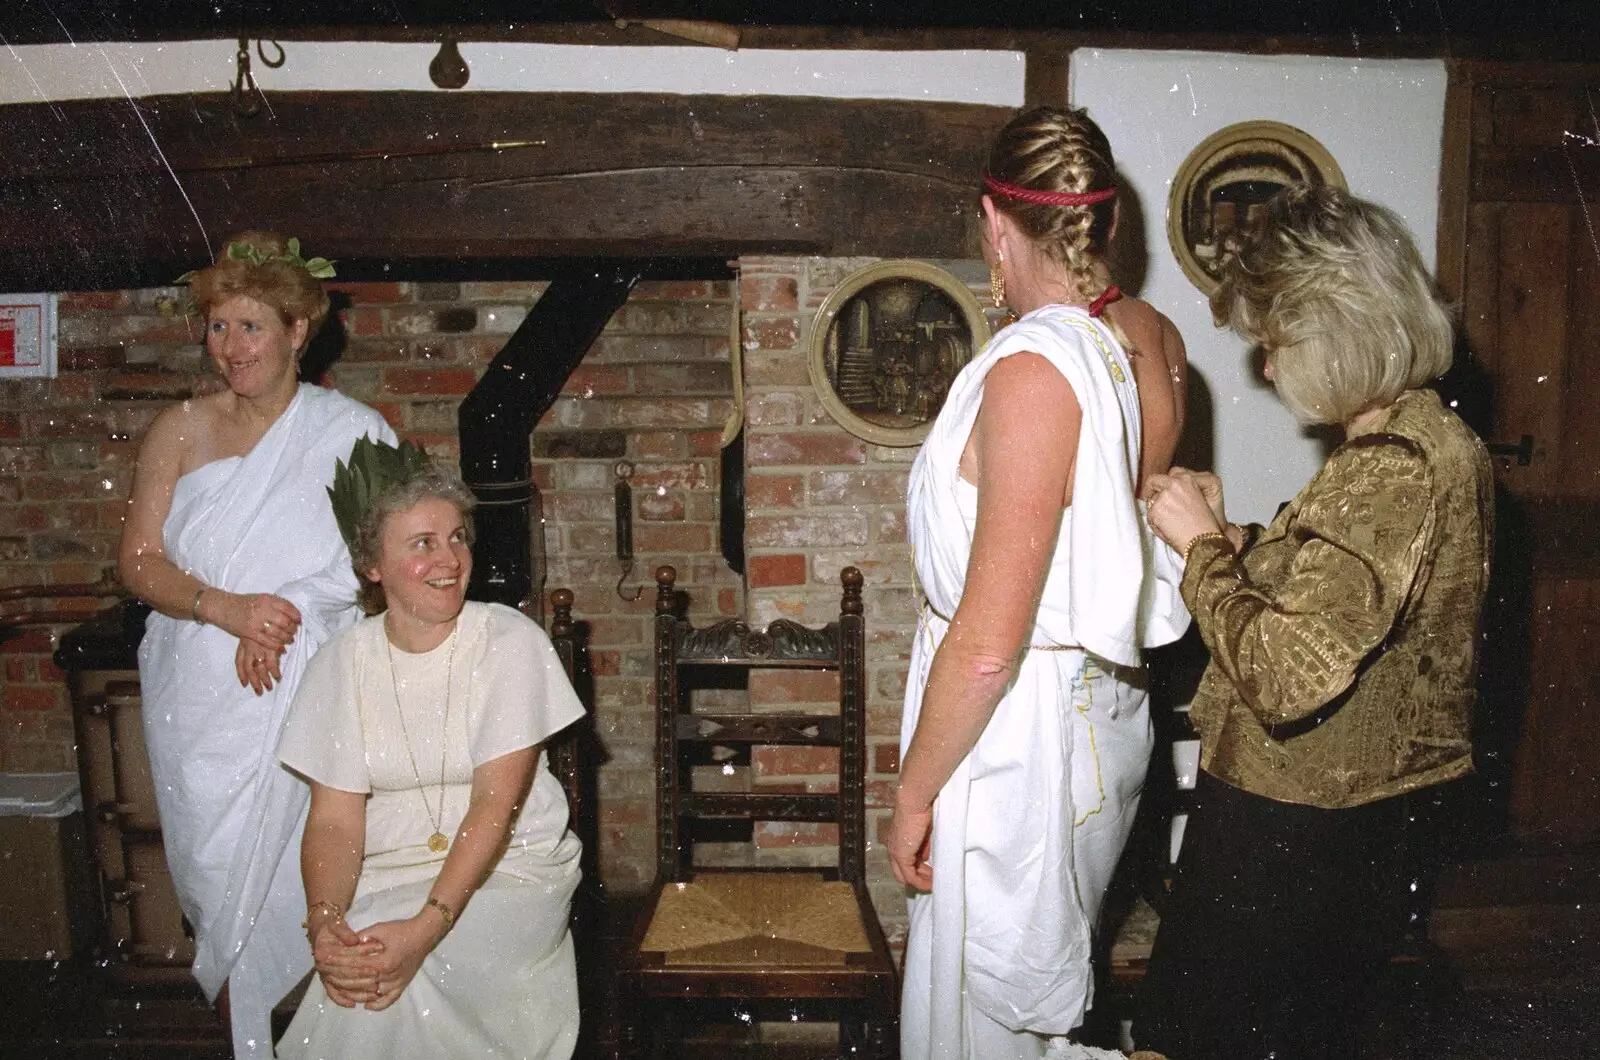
[327,436,431,552]
[175,236,336,284]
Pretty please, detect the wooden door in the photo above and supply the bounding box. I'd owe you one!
[1442,61,1600,844]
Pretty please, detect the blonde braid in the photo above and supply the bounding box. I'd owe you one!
[985,106,1137,357]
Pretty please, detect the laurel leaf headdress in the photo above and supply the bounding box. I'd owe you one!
[175,235,336,284]
[327,436,431,551]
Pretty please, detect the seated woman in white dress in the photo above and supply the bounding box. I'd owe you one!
[276,439,585,1060]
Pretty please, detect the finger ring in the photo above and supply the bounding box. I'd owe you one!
[264,620,273,631]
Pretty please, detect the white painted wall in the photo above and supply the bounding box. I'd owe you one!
[1071,49,1447,524]
[0,41,1024,106]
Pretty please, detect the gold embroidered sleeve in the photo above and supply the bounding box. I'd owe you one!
[1181,439,1433,726]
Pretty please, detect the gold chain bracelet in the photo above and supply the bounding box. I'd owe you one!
[425,896,457,931]
[301,900,343,930]
[1182,530,1233,568]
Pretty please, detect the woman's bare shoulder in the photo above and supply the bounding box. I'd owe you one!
[1115,297,1187,365]
[140,392,229,467]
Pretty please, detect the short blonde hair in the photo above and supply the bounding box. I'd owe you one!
[1211,184,1453,425]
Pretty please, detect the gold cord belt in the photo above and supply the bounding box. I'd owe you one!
[920,599,1083,652]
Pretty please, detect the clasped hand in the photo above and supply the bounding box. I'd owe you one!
[350,915,445,1011]
[212,591,301,695]
[1145,467,1228,554]
[234,639,284,695]
[311,914,442,1011]
[309,918,385,1009]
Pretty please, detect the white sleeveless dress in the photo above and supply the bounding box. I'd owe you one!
[900,305,1191,1059]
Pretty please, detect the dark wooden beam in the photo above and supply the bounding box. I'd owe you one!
[6,9,1597,60]
[1435,60,1473,303]
[1461,60,1600,207]
[1470,145,1600,204]
[0,92,1007,291]
[1023,47,1071,109]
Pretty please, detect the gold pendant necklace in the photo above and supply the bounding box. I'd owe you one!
[385,623,458,854]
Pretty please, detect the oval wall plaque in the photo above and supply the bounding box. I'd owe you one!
[1167,120,1347,296]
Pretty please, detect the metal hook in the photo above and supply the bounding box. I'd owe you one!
[616,562,643,603]
[231,39,284,118]
[614,461,644,602]
[232,37,261,118]
[256,39,286,69]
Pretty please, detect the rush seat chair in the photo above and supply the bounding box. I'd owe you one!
[614,565,896,1058]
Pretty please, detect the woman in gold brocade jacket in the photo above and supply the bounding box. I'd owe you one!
[1135,184,1493,1060]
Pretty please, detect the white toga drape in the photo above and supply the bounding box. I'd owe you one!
[900,307,1190,1060]
[138,383,393,1058]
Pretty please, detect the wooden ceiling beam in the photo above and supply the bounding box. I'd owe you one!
[0,91,1007,291]
[6,18,1591,60]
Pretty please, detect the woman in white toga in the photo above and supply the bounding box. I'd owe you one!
[117,232,393,1058]
[276,443,584,1059]
[888,105,1191,1060]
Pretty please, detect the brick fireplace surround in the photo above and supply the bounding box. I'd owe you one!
[0,255,988,948]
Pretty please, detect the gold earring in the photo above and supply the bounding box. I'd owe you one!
[989,256,1006,309]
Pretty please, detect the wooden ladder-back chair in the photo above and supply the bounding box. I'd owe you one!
[543,588,601,917]
[544,587,587,824]
[615,564,897,1058]
[543,588,607,1059]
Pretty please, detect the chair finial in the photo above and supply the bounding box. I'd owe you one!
[655,566,678,613]
[840,566,863,615]
[550,588,574,637]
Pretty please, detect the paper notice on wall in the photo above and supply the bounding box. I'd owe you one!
[0,296,57,377]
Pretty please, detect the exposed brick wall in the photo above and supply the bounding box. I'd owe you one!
[2,257,990,943]
[0,288,164,773]
[738,255,991,949]
[535,281,744,891]
[0,281,742,902]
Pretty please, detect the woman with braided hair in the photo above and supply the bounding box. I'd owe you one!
[887,105,1192,1059]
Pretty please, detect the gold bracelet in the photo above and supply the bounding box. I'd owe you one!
[301,900,343,930]
[190,586,209,625]
[1183,531,1233,568]
[425,896,456,931]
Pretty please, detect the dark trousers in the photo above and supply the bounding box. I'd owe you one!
[1135,770,1416,1060]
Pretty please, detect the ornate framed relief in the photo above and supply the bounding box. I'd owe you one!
[1167,121,1347,296]
[808,260,991,447]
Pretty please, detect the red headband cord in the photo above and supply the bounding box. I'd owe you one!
[982,173,1120,318]
[982,172,1117,208]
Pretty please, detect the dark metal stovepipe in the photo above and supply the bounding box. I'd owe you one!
[457,265,640,616]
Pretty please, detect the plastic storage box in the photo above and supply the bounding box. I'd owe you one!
[0,772,97,960]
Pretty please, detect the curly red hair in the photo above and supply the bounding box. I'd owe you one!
[187,231,330,349]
